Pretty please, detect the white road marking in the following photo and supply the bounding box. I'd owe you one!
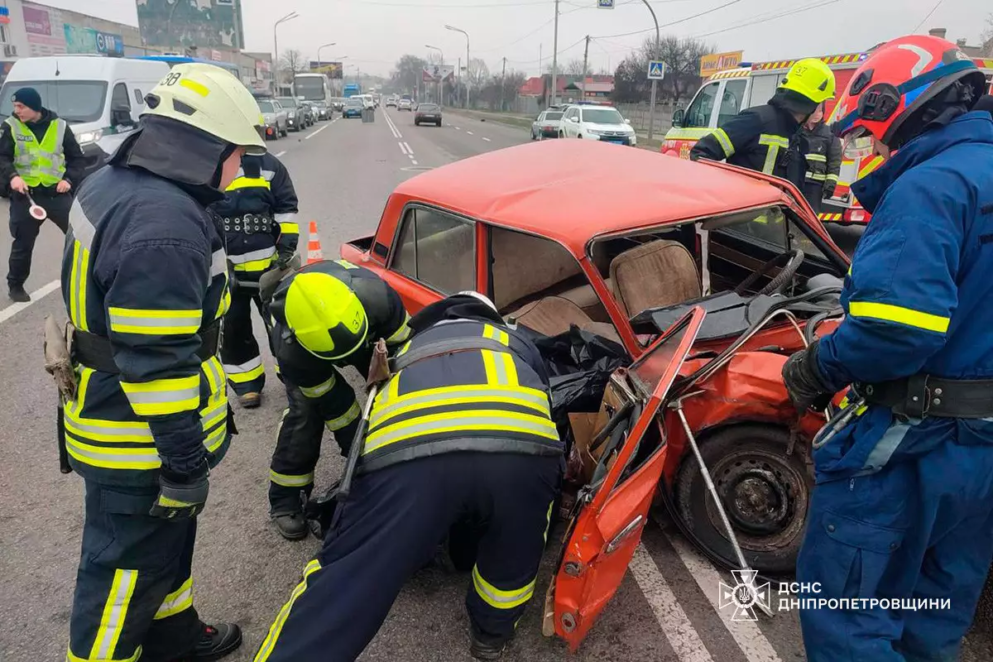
[455,126,461,130]
[630,543,715,662]
[402,142,412,154]
[399,142,410,155]
[664,530,784,662]
[466,131,474,135]
[482,137,491,142]
[0,280,60,324]
[274,150,287,158]
[383,111,403,139]
[411,159,418,165]
[305,124,330,140]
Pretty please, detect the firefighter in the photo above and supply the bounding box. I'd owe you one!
[211,152,299,408]
[690,58,836,190]
[253,292,563,662]
[0,86,84,302]
[798,102,842,216]
[780,35,993,661]
[60,64,266,661]
[265,258,410,540]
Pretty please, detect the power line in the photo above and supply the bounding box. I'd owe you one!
[475,2,588,53]
[691,0,841,39]
[592,0,743,39]
[912,0,946,33]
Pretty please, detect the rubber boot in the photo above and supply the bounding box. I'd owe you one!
[239,392,261,409]
[8,285,29,303]
[173,622,242,662]
[469,627,509,661]
[273,512,309,540]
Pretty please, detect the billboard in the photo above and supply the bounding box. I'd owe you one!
[64,25,125,56]
[422,64,455,83]
[136,0,244,49]
[309,61,343,79]
[700,51,744,77]
[22,3,67,57]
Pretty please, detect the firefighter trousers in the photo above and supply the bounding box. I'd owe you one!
[68,481,202,662]
[221,287,268,396]
[7,190,71,289]
[268,379,362,515]
[253,452,562,662]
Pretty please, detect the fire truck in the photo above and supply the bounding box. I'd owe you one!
[662,53,993,225]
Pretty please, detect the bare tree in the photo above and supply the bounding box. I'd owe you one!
[641,35,713,103]
[466,58,490,95]
[544,59,591,76]
[280,49,307,83]
[982,13,993,56]
[389,54,428,96]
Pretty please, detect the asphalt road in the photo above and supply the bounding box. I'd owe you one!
[1,107,990,662]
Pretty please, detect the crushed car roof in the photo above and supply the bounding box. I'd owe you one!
[394,140,790,251]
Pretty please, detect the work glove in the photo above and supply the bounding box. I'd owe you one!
[150,461,209,520]
[823,183,837,199]
[781,339,835,413]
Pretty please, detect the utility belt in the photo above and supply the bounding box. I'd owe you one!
[222,214,274,235]
[858,374,993,419]
[72,323,221,374]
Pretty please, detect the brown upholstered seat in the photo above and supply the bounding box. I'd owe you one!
[509,296,622,345]
[608,240,701,319]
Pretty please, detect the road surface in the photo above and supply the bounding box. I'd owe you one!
[1,107,989,662]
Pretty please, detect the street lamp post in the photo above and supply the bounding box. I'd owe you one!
[426,44,444,106]
[273,12,299,94]
[316,41,336,68]
[641,0,661,141]
[445,24,470,108]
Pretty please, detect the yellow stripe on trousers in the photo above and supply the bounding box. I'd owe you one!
[254,559,323,661]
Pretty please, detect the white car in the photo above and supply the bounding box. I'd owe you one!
[559,105,637,146]
[531,109,564,140]
[398,98,413,111]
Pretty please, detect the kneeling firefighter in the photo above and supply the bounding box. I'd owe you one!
[210,151,299,408]
[53,63,267,662]
[780,35,993,661]
[265,259,410,540]
[253,292,563,662]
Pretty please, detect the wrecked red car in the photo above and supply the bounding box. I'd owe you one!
[340,139,851,649]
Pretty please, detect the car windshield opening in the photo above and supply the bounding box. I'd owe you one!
[581,108,623,124]
[0,80,108,124]
[257,100,275,113]
[277,97,298,108]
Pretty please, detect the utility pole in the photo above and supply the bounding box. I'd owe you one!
[501,57,507,111]
[641,0,661,141]
[581,35,590,102]
[457,56,462,106]
[550,0,560,107]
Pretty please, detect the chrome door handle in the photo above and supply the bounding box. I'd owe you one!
[606,515,644,554]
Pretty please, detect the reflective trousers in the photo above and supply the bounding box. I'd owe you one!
[254,452,562,662]
[268,380,362,515]
[798,425,993,661]
[220,287,268,397]
[7,190,71,289]
[68,481,201,662]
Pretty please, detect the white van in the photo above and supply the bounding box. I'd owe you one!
[0,56,170,180]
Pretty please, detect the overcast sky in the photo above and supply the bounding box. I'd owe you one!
[49,0,992,77]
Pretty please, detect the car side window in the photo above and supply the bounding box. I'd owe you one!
[720,206,789,249]
[392,207,475,294]
[133,88,144,106]
[489,225,587,312]
[112,83,131,111]
[683,82,719,129]
[717,80,747,127]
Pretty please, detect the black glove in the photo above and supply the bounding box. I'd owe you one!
[150,462,209,520]
[782,339,835,413]
[275,253,292,269]
[823,183,837,199]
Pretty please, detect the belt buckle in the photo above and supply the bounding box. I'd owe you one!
[905,374,931,420]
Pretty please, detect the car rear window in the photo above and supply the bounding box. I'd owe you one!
[258,101,274,112]
[419,104,439,111]
[545,112,563,120]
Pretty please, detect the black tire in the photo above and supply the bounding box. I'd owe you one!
[436,120,442,127]
[672,424,812,575]
[558,130,564,139]
[414,120,420,126]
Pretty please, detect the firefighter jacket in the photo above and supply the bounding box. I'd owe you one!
[270,259,411,411]
[61,124,233,487]
[813,110,993,480]
[690,101,803,187]
[210,152,299,281]
[359,298,564,474]
[800,121,842,197]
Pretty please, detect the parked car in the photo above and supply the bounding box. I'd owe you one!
[560,105,637,146]
[398,98,413,111]
[531,109,564,140]
[276,96,306,131]
[312,101,330,120]
[414,102,442,127]
[257,98,288,140]
[342,97,364,118]
[341,139,852,648]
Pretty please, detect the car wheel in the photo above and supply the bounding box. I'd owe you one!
[672,424,812,575]
[281,126,288,137]
[414,120,420,126]
[558,130,564,139]
[436,120,442,127]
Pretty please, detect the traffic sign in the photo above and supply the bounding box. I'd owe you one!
[597,0,615,7]
[648,60,666,80]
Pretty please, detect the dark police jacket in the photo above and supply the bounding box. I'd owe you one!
[799,121,842,196]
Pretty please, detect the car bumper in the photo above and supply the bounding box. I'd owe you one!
[540,128,559,138]
[416,115,441,122]
[344,110,362,117]
[593,134,636,146]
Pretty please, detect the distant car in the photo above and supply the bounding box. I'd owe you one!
[331,98,345,112]
[559,105,637,146]
[414,102,442,127]
[277,96,306,132]
[531,109,564,140]
[313,101,330,121]
[343,98,364,118]
[398,98,412,111]
[257,99,288,140]
[297,101,316,127]
[386,96,398,108]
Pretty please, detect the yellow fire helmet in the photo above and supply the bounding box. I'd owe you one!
[277,271,369,360]
[779,58,837,105]
[142,62,267,155]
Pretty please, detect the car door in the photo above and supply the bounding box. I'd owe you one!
[563,108,576,137]
[553,307,706,651]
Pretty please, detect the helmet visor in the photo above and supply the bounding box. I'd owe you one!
[244,125,267,156]
[841,127,873,160]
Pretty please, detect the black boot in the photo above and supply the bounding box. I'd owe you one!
[469,628,509,661]
[273,512,309,540]
[176,622,241,661]
[8,285,29,303]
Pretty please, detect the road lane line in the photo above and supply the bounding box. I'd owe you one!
[402,142,412,154]
[411,159,418,165]
[305,124,330,140]
[482,137,491,142]
[663,530,783,662]
[0,280,60,324]
[466,131,474,135]
[455,126,461,130]
[630,543,716,662]
[399,142,409,155]
[384,111,403,139]
[274,150,287,158]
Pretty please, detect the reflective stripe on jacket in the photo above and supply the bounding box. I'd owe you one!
[6,115,66,187]
[800,121,842,190]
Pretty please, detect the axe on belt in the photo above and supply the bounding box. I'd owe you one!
[336,339,391,502]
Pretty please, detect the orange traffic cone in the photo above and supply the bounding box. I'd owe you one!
[306,220,324,264]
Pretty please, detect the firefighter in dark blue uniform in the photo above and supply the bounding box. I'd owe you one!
[210,152,299,408]
[253,292,563,661]
[265,259,410,540]
[59,63,266,662]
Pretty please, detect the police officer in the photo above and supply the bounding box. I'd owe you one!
[798,103,842,216]
[61,64,266,661]
[780,35,993,661]
[211,152,299,408]
[266,259,410,540]
[690,58,836,190]
[253,292,563,662]
[0,86,84,302]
